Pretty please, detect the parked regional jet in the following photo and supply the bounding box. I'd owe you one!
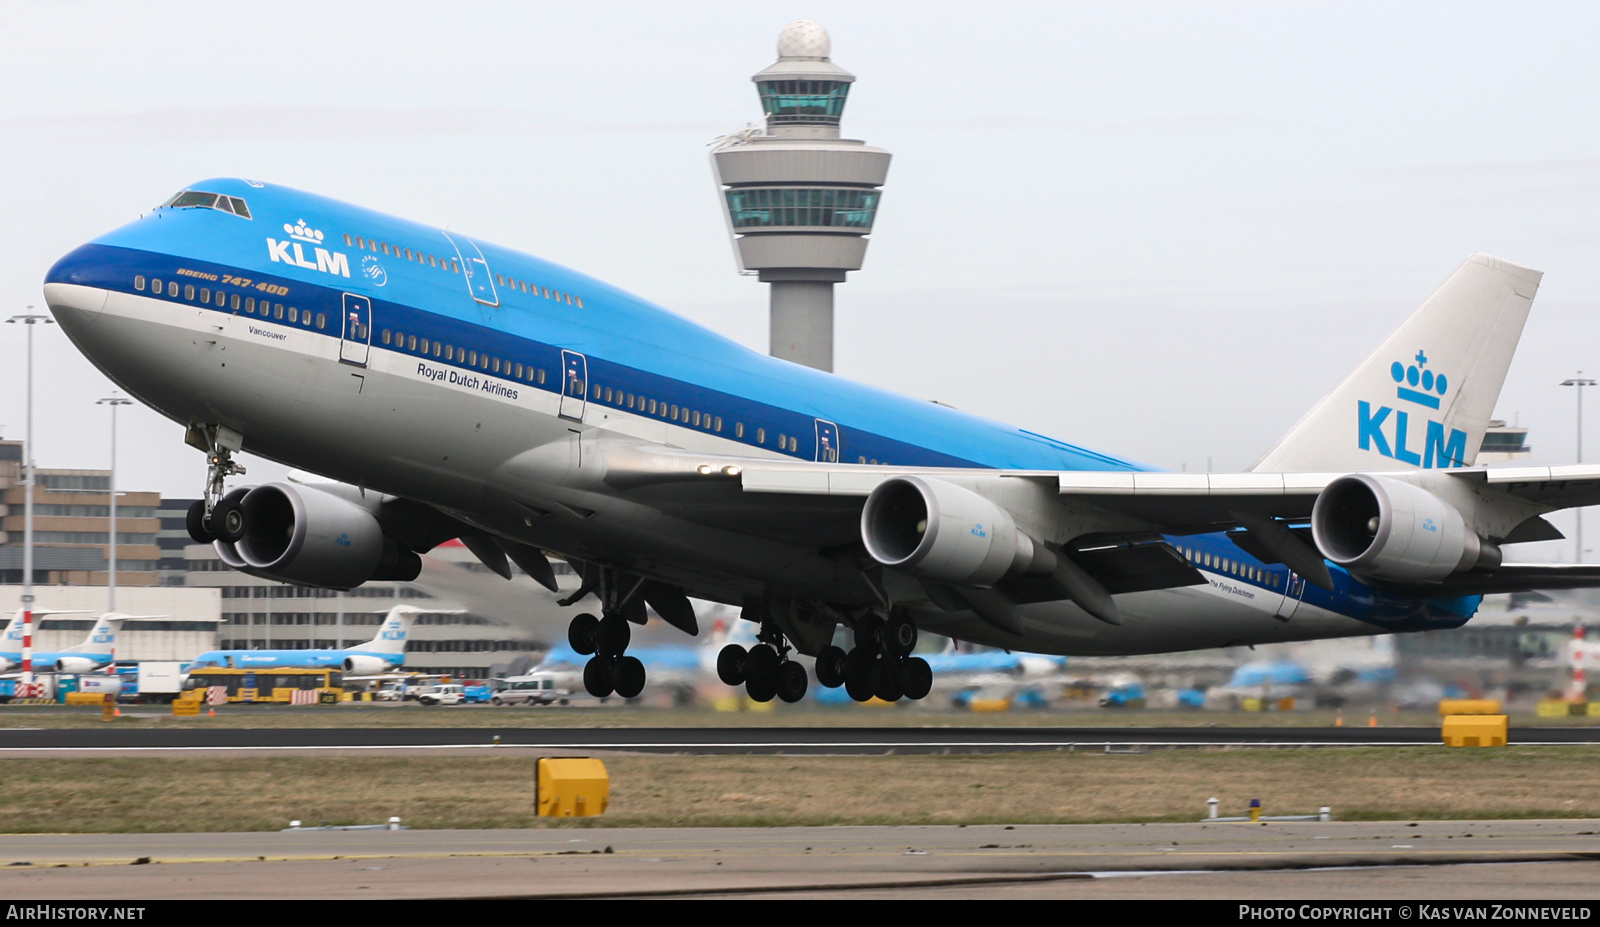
[185,604,444,674]
[42,179,1600,706]
[0,610,147,673]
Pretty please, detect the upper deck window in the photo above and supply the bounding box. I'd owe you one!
[161,190,252,219]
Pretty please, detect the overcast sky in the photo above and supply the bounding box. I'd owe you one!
[3,1,1600,559]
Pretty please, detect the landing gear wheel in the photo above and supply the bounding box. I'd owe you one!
[746,673,777,703]
[884,614,918,658]
[844,671,874,703]
[597,613,631,655]
[716,644,748,686]
[870,659,903,702]
[743,643,780,685]
[582,656,613,698]
[612,655,646,699]
[213,497,245,544]
[743,644,780,703]
[568,613,600,656]
[898,657,933,701]
[815,645,847,688]
[186,500,216,544]
[776,661,808,703]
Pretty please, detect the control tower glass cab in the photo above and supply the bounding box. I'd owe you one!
[712,20,892,373]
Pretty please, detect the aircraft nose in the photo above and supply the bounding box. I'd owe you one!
[43,281,108,328]
[43,242,112,327]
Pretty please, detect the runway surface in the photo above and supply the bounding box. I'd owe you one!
[1,820,1597,899]
[1,725,1598,753]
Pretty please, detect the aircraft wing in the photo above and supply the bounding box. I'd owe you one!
[604,444,1600,532]
[596,444,1600,598]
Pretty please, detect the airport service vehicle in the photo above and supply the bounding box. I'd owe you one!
[185,604,446,674]
[492,673,571,706]
[132,662,185,703]
[43,179,1600,708]
[183,668,342,703]
[415,684,465,706]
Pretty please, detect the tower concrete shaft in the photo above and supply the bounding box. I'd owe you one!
[712,21,890,373]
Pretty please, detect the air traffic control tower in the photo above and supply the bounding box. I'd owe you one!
[712,21,891,373]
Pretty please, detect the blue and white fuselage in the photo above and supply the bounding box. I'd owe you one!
[43,178,1489,670]
[186,604,425,674]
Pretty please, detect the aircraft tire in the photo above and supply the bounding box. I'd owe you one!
[844,671,874,703]
[185,500,216,544]
[613,656,646,699]
[843,646,873,682]
[716,644,747,686]
[744,643,780,686]
[582,656,614,698]
[870,660,903,702]
[815,645,847,688]
[597,613,631,655]
[898,657,933,701]
[745,673,776,703]
[776,661,808,703]
[884,614,917,657]
[568,613,599,656]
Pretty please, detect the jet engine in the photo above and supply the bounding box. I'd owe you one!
[213,483,421,589]
[860,476,1053,585]
[1311,473,1500,583]
[53,657,102,674]
[342,655,392,675]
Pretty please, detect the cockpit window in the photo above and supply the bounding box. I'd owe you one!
[161,190,251,219]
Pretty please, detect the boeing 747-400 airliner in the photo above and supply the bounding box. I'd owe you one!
[41,178,1600,703]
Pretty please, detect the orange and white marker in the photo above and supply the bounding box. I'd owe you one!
[1569,626,1589,701]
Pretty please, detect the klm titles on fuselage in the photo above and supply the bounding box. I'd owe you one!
[1358,349,1467,469]
[418,362,519,400]
[266,220,349,278]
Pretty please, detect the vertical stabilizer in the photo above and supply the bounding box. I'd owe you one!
[77,614,123,653]
[356,605,423,655]
[1253,254,1542,473]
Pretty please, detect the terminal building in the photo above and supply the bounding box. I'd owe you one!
[0,437,563,678]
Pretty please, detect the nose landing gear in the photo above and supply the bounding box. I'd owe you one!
[184,424,247,544]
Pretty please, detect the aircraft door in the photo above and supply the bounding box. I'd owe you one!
[340,293,372,366]
[1275,572,1306,621]
[443,232,500,307]
[814,419,841,463]
[559,350,588,422]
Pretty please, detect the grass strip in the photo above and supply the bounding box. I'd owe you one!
[0,747,1596,833]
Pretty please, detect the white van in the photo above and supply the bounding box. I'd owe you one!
[492,673,570,706]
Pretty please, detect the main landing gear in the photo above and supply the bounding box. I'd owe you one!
[716,623,809,704]
[563,568,649,700]
[716,609,934,705]
[819,613,932,704]
[568,611,646,700]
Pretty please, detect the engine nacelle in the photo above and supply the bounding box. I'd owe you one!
[342,655,392,676]
[861,476,1051,586]
[54,657,101,674]
[214,483,421,589]
[1311,473,1499,583]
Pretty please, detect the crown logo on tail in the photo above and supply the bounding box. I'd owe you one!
[1390,349,1448,410]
